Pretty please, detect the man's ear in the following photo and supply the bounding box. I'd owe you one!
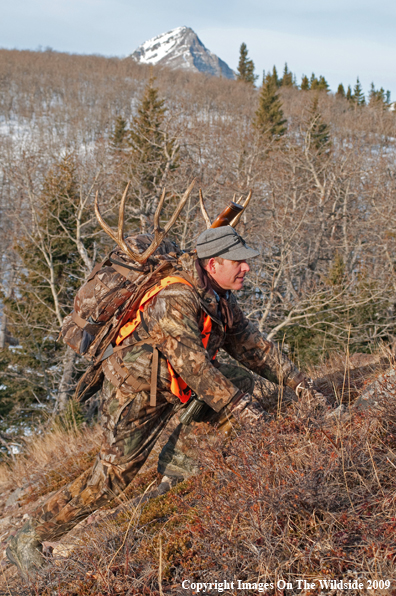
[206,258,217,275]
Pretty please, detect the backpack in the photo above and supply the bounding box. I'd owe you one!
[61,233,182,364]
[59,180,249,401]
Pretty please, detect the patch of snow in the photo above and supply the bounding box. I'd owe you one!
[131,26,235,80]
[137,27,186,65]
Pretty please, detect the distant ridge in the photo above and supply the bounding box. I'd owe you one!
[130,26,235,80]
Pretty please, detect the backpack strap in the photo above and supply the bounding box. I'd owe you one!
[71,310,104,335]
[151,346,159,407]
[102,354,150,394]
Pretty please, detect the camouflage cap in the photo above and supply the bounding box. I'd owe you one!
[196,226,259,260]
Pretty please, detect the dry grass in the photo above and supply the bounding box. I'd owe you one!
[7,361,396,596]
[0,424,102,499]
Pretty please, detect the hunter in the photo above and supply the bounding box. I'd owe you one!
[7,225,325,577]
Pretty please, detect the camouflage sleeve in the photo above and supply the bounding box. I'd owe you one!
[144,284,240,412]
[223,294,306,390]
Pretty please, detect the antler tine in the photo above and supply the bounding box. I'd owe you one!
[162,179,196,234]
[235,194,244,204]
[138,179,196,262]
[117,182,131,243]
[95,191,118,245]
[153,187,167,232]
[95,184,146,263]
[232,193,237,203]
[229,190,253,227]
[199,188,212,229]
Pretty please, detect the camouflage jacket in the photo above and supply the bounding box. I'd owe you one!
[109,253,305,412]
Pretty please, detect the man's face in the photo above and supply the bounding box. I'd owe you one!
[205,258,250,290]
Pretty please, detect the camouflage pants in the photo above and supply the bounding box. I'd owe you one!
[32,363,254,542]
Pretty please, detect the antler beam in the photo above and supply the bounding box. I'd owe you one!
[95,179,196,263]
[199,189,212,229]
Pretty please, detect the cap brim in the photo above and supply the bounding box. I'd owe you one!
[221,244,259,260]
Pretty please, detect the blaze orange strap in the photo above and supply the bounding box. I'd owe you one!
[115,275,215,404]
[201,313,212,349]
[116,276,193,345]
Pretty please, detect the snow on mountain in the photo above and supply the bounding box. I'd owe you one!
[131,26,235,80]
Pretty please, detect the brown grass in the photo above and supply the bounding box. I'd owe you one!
[7,366,396,596]
[0,424,102,499]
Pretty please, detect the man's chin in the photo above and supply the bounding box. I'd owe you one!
[234,280,245,290]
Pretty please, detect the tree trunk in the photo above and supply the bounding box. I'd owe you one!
[56,346,77,412]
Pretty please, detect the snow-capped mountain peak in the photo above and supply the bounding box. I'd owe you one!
[131,27,235,80]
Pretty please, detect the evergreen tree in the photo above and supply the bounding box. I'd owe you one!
[110,115,128,148]
[317,75,330,92]
[253,75,287,140]
[306,96,331,153]
[346,85,353,101]
[369,82,387,107]
[269,65,280,88]
[310,73,319,90]
[352,77,365,105]
[281,63,294,87]
[1,156,92,428]
[310,74,329,92]
[236,43,258,85]
[115,77,180,232]
[336,83,345,98]
[127,77,178,197]
[301,75,310,91]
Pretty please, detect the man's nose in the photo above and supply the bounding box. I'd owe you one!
[241,261,250,273]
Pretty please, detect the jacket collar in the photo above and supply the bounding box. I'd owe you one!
[177,252,222,322]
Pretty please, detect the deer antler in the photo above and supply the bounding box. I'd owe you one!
[95,179,196,263]
[229,190,253,227]
[199,188,212,229]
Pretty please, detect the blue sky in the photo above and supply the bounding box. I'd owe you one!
[1,0,395,98]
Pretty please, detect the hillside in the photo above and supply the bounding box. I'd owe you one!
[0,47,396,593]
[1,48,396,430]
[1,351,396,593]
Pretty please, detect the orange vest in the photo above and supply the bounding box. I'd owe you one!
[116,276,213,403]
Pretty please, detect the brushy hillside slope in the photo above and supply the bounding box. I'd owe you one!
[1,50,396,595]
[1,351,396,595]
[1,48,396,433]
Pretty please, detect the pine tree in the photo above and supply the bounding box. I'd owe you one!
[346,85,353,101]
[309,74,329,92]
[116,77,179,232]
[310,73,319,90]
[269,66,280,88]
[317,75,329,92]
[369,82,387,107]
[306,96,331,153]
[336,83,345,98]
[253,75,287,140]
[1,156,92,428]
[301,75,310,91]
[352,77,365,105]
[281,63,294,87]
[127,77,178,194]
[110,115,128,148]
[237,43,258,85]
